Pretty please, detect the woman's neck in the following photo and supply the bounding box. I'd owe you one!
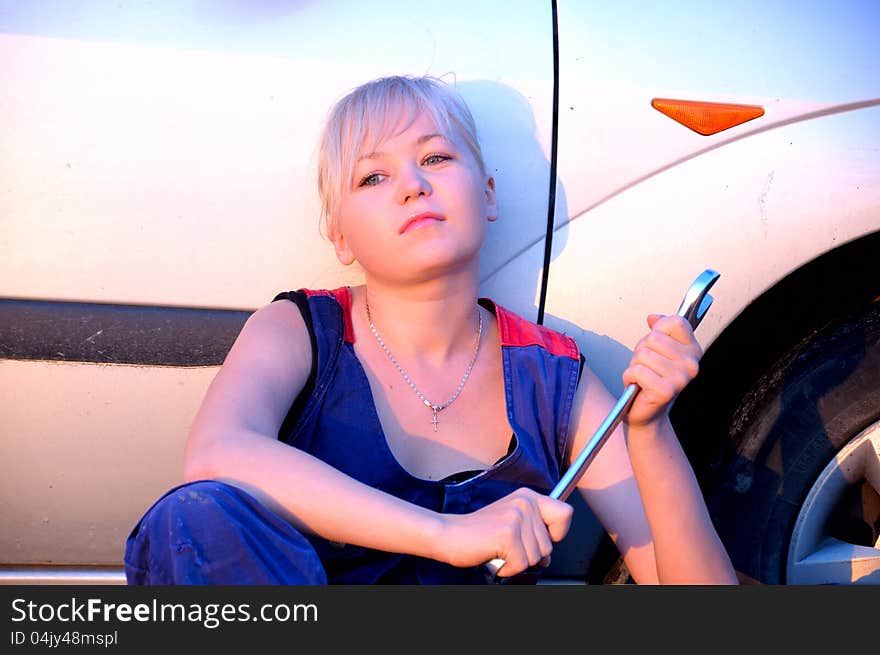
[354,273,483,367]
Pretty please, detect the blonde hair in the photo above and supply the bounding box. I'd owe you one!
[316,75,487,238]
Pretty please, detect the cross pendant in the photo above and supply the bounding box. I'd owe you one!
[431,407,440,432]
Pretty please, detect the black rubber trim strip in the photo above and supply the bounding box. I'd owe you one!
[0,298,251,366]
[536,0,560,325]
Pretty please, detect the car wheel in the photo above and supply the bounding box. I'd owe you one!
[708,301,880,584]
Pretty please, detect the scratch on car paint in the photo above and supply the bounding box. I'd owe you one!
[84,329,103,343]
[758,170,774,238]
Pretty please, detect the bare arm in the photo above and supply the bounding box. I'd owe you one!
[568,315,737,584]
[623,415,736,583]
[183,299,444,559]
[182,298,571,575]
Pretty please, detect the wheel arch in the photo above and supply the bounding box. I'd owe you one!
[671,229,880,487]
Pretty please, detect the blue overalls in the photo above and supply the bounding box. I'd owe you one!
[124,287,583,584]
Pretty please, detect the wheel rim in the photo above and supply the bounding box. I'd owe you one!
[786,419,880,584]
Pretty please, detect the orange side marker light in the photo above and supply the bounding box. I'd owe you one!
[652,98,764,136]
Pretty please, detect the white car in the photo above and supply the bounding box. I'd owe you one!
[1,0,878,584]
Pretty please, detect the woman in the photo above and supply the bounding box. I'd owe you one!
[124,75,737,585]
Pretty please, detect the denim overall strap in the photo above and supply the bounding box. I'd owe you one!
[272,288,348,449]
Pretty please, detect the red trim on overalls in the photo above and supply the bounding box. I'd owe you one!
[481,298,580,360]
[304,287,355,343]
[301,290,575,356]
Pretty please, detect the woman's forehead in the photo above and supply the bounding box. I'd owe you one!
[354,104,452,156]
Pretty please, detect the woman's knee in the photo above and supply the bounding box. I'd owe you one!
[125,480,327,585]
[147,480,245,525]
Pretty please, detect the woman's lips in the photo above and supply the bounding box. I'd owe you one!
[399,212,445,234]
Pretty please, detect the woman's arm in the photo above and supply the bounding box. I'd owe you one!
[183,299,445,558]
[182,299,571,575]
[568,315,737,584]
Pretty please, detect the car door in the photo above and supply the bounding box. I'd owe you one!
[0,1,559,581]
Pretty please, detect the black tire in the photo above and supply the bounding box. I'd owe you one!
[707,301,880,584]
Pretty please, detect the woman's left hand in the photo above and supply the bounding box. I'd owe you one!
[622,314,703,429]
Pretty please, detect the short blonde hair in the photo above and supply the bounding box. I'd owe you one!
[316,75,487,238]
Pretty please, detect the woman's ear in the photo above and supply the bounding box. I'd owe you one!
[485,175,498,222]
[329,224,357,266]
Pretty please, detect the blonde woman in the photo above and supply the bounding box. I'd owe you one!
[124,76,736,585]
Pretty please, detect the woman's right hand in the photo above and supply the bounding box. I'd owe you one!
[435,488,574,577]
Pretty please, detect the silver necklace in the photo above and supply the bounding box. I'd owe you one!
[365,297,483,432]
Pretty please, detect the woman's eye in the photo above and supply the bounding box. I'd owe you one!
[358,173,384,187]
[423,153,451,166]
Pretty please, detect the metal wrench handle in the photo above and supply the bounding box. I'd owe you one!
[484,269,720,581]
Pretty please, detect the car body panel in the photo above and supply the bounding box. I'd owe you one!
[545,107,880,395]
[0,360,214,565]
[0,1,555,313]
[498,2,880,374]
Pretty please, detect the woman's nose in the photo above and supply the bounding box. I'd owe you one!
[398,165,431,203]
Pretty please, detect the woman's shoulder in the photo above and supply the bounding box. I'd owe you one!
[207,293,312,399]
[238,291,315,354]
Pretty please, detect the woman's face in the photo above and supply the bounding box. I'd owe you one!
[331,111,496,284]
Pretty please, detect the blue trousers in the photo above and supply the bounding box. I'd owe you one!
[124,480,328,585]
